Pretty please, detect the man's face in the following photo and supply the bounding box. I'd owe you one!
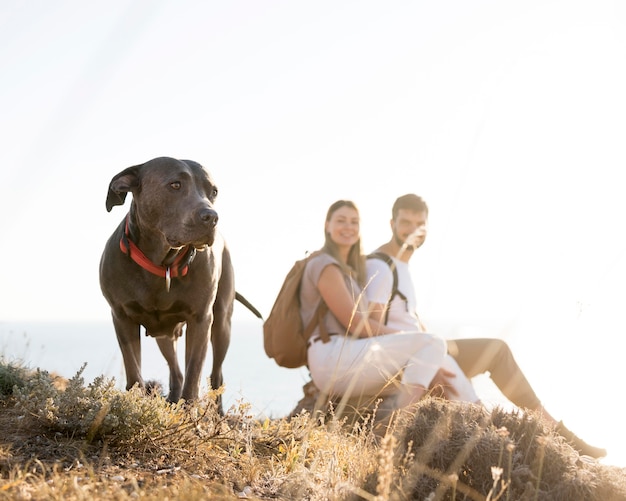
[391,209,428,251]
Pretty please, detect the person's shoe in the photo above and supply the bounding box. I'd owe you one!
[555,421,607,459]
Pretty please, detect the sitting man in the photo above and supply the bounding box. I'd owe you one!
[364,193,606,459]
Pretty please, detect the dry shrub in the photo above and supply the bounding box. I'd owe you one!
[271,412,378,500]
[2,359,626,500]
[12,364,225,448]
[0,360,378,499]
[357,397,626,501]
[0,358,30,397]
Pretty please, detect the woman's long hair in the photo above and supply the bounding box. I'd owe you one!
[321,200,366,287]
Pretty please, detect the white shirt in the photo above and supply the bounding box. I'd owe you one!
[365,255,421,332]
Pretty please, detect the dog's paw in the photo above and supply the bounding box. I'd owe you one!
[144,380,165,397]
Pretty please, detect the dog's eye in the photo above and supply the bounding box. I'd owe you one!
[170,181,181,190]
[211,188,218,198]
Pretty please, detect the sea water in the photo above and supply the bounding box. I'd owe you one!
[0,320,511,418]
[0,319,310,419]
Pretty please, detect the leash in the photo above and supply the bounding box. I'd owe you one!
[235,292,263,319]
[119,214,196,292]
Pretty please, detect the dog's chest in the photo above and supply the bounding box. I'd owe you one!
[123,298,197,337]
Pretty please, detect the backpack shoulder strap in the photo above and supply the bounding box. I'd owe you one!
[366,252,407,325]
[303,300,329,341]
[367,251,397,288]
[301,251,330,342]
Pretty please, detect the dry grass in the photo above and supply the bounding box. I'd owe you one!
[0,358,625,500]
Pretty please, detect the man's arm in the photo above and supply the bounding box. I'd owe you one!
[364,257,395,323]
[416,314,428,332]
[367,300,387,323]
[429,367,459,398]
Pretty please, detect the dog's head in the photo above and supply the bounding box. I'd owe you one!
[106,157,220,248]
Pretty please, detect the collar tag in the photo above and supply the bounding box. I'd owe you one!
[165,267,171,292]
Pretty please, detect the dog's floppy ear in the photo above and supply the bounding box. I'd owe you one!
[106,165,142,212]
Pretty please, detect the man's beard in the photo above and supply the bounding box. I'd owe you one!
[394,231,415,251]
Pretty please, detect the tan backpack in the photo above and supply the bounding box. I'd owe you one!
[263,251,329,368]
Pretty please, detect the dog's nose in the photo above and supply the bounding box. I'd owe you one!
[199,208,218,227]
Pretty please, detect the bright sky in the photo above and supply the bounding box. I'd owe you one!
[2,1,626,466]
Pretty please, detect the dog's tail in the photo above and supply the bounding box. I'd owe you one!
[235,292,263,319]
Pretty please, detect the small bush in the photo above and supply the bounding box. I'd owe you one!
[13,364,223,448]
[356,398,622,500]
[0,357,31,396]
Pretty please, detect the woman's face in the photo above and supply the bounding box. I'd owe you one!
[325,205,360,249]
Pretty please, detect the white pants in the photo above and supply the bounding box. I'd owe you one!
[307,331,479,403]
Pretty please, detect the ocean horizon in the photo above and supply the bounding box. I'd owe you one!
[0,319,311,419]
[1,319,512,419]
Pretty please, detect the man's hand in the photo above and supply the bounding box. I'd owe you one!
[429,367,459,399]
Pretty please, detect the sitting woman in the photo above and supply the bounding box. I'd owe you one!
[300,199,477,411]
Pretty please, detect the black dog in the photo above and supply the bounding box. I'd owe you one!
[99,157,260,411]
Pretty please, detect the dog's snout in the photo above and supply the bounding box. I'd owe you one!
[200,208,218,227]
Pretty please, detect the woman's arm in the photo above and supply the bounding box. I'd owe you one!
[317,264,396,337]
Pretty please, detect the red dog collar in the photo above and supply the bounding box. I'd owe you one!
[119,214,195,291]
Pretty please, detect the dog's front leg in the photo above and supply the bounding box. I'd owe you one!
[181,315,212,402]
[112,314,143,391]
[156,332,184,402]
[209,295,232,415]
